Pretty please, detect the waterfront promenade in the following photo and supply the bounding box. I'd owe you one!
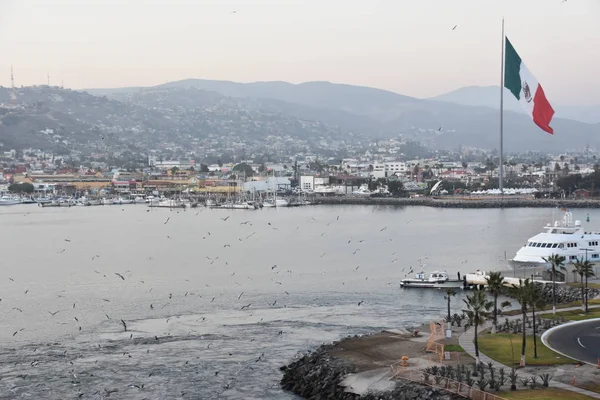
[458,306,600,399]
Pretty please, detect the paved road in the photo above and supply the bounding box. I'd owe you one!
[545,319,600,365]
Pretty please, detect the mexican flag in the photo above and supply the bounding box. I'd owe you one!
[504,37,555,134]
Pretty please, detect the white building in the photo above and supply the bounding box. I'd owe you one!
[371,163,386,179]
[300,176,329,192]
[385,162,408,175]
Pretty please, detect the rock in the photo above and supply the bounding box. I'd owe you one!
[280,342,461,399]
[537,283,600,304]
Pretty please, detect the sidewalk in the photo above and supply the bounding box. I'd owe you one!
[457,305,600,399]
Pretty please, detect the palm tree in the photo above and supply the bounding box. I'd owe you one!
[542,254,566,315]
[573,258,595,312]
[509,279,532,367]
[527,282,545,359]
[445,288,457,324]
[462,290,493,364]
[486,271,504,333]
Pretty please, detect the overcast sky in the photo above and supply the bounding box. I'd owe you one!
[0,0,598,104]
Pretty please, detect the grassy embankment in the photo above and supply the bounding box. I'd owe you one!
[540,308,600,321]
[477,333,576,366]
[502,299,600,317]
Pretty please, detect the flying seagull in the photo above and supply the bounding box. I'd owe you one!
[115,273,125,280]
[120,319,127,332]
[452,25,457,31]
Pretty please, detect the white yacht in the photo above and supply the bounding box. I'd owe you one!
[512,211,600,267]
[400,271,464,289]
[352,184,372,196]
[0,195,22,205]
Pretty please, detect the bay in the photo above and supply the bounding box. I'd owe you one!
[0,204,592,399]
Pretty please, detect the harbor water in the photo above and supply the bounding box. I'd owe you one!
[0,204,595,399]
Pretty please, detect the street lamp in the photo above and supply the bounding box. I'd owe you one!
[579,248,593,314]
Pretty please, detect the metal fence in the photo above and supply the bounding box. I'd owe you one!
[390,368,507,400]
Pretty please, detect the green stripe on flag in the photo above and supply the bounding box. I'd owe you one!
[504,37,522,100]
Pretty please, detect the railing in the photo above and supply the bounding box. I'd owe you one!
[390,368,507,400]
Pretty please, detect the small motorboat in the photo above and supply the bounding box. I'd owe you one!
[400,271,465,289]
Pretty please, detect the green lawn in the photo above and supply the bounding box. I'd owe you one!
[541,308,600,321]
[501,388,598,399]
[567,282,600,289]
[503,300,600,317]
[477,333,576,366]
[581,383,600,394]
[443,344,465,352]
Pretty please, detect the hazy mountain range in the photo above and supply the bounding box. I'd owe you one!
[431,85,600,125]
[86,79,600,152]
[2,79,597,155]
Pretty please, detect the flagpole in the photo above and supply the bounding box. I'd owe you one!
[499,17,505,195]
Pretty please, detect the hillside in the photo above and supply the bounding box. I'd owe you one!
[0,86,359,157]
[84,79,600,152]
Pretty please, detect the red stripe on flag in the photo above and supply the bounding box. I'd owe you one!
[532,85,555,134]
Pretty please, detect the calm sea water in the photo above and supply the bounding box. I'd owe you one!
[0,204,595,399]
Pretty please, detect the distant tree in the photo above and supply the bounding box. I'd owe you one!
[258,163,266,174]
[387,180,405,197]
[8,183,34,193]
[199,164,210,173]
[461,161,468,169]
[217,159,223,167]
[170,166,179,176]
[233,163,254,177]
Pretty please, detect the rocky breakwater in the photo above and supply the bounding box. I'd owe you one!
[318,196,600,209]
[539,283,600,304]
[280,337,460,400]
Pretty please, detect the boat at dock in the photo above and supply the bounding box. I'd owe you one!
[400,271,465,289]
[511,210,600,268]
[148,199,187,209]
[209,201,258,210]
[0,195,22,205]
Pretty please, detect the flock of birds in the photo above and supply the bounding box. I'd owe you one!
[3,207,430,397]
[1,204,511,398]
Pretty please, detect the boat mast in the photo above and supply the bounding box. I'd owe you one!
[499,18,505,195]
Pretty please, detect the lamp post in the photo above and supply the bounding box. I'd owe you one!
[579,248,592,314]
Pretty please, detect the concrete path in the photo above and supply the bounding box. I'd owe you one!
[458,305,600,399]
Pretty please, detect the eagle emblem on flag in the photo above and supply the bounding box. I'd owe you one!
[522,81,532,103]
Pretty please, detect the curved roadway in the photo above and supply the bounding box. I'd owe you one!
[544,319,600,365]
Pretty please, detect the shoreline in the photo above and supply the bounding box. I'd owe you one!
[315,196,600,209]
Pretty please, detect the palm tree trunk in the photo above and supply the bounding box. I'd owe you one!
[493,294,498,334]
[474,318,480,365]
[552,269,556,315]
[447,296,451,323]
[532,303,538,358]
[520,308,526,367]
[581,274,585,311]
